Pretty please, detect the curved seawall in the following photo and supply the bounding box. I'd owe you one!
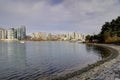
[69,44,120,80]
[44,44,119,80]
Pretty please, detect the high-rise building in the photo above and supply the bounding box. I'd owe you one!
[7,28,14,39]
[17,27,21,40]
[6,26,26,40]
[66,32,70,40]
[20,25,26,40]
[17,26,26,40]
[64,32,85,41]
[14,29,17,39]
[0,28,7,39]
[0,26,26,40]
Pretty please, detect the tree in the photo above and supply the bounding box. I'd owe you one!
[85,35,91,41]
[103,31,110,42]
[99,16,120,43]
[86,16,120,43]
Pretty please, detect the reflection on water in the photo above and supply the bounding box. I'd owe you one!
[0,42,27,80]
[7,42,27,69]
[85,44,111,59]
[0,41,110,80]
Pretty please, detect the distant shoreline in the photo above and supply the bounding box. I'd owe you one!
[0,40,84,43]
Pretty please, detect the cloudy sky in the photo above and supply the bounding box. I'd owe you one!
[0,0,120,34]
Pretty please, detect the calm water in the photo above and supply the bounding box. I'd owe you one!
[0,41,109,80]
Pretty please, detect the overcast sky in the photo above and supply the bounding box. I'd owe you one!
[0,0,120,35]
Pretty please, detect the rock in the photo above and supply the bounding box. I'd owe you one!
[115,78,120,80]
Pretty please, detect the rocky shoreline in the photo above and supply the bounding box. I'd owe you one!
[69,44,120,80]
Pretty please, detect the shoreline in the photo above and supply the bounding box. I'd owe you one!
[42,43,120,80]
[69,44,120,80]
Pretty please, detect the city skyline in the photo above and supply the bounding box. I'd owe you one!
[0,26,26,40]
[0,0,120,34]
[0,26,85,41]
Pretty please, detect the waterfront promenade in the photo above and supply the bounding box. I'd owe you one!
[69,44,120,80]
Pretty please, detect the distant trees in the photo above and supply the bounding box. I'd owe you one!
[86,16,120,44]
[85,35,91,42]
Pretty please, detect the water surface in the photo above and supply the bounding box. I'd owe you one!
[0,41,109,80]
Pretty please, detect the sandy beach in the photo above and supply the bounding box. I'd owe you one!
[69,44,120,80]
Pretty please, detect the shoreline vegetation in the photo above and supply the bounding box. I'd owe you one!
[85,16,120,44]
[39,43,119,80]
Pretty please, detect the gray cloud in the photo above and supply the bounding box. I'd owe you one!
[0,0,120,34]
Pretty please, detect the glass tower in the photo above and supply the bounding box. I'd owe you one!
[17,26,26,40]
